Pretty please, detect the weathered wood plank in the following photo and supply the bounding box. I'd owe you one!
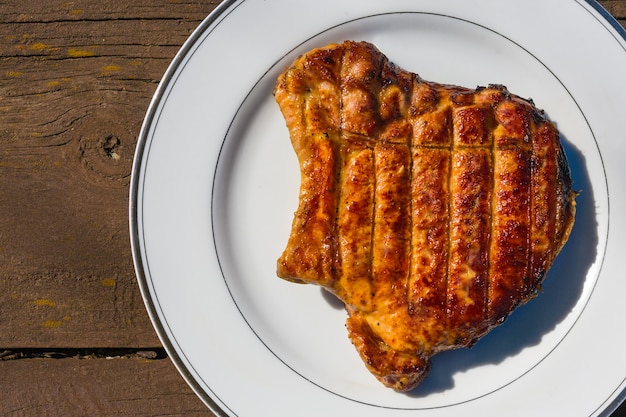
[1,0,223,23]
[0,356,216,417]
[0,1,220,347]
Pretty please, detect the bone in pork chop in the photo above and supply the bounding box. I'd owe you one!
[274,40,576,391]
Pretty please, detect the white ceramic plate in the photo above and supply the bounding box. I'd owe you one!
[130,1,626,415]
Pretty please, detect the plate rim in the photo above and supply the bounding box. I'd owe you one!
[129,1,239,415]
[129,1,626,416]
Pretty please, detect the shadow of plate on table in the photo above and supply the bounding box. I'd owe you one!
[407,136,598,397]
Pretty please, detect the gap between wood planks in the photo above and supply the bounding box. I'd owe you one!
[0,347,167,360]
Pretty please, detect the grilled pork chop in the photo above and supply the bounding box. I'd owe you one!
[274,41,576,391]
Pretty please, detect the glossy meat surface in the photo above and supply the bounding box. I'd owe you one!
[274,41,576,391]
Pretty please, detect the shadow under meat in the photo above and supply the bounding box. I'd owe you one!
[409,135,598,397]
[317,135,599,397]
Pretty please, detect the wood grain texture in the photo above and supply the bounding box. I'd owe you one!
[0,356,214,417]
[0,0,220,348]
[0,1,220,415]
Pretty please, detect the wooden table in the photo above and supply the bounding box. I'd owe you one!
[1,1,625,415]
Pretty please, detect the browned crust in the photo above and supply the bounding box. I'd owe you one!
[275,41,576,391]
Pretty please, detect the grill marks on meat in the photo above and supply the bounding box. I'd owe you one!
[274,41,576,391]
